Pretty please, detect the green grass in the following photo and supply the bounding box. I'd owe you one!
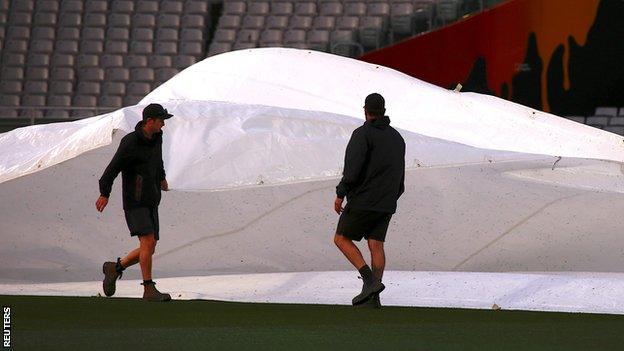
[2,295,624,350]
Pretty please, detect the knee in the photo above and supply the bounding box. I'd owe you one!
[368,240,384,252]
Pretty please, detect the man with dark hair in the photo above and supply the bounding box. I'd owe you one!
[334,93,405,307]
[96,103,173,302]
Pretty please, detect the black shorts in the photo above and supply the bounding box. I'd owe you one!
[124,206,160,240]
[336,207,392,242]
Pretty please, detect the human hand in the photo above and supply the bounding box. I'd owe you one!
[161,179,169,191]
[96,196,108,212]
[334,197,344,214]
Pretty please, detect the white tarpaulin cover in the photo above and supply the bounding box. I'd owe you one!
[1,49,624,314]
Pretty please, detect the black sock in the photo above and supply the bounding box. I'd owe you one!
[115,257,125,274]
[142,279,154,286]
[358,265,373,284]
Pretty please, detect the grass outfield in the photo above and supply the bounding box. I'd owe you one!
[2,295,624,350]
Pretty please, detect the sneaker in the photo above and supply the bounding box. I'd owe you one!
[352,279,385,306]
[142,281,172,302]
[102,261,121,297]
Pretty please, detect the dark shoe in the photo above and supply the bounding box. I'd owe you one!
[352,279,385,306]
[102,261,121,297]
[355,293,382,309]
[142,282,171,302]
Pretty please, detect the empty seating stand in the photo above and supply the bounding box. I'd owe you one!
[0,0,220,126]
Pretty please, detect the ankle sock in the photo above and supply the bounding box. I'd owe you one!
[141,279,154,286]
[115,257,125,274]
[358,265,373,284]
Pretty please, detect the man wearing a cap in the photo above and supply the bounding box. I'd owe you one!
[96,103,173,302]
[333,93,405,307]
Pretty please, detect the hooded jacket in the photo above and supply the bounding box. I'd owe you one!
[336,116,405,214]
[99,121,166,210]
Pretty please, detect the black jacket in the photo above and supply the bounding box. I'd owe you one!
[336,116,405,213]
[99,121,166,210]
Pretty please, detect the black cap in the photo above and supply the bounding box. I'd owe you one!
[364,93,385,115]
[142,103,173,121]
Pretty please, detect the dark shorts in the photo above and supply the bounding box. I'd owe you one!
[336,207,392,242]
[124,206,160,240]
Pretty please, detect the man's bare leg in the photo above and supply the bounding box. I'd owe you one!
[119,248,140,269]
[334,233,366,269]
[368,239,385,280]
[138,233,156,281]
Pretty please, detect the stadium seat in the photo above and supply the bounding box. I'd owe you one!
[131,68,155,82]
[157,28,179,41]
[158,14,181,28]
[173,55,196,68]
[219,15,242,29]
[359,16,386,49]
[237,29,260,44]
[437,0,462,24]
[180,29,203,42]
[4,54,25,67]
[233,42,256,50]
[106,67,130,81]
[132,28,154,41]
[133,14,156,28]
[84,13,107,27]
[595,107,618,117]
[181,15,205,28]
[105,41,129,54]
[101,82,126,95]
[266,15,289,30]
[290,16,313,30]
[307,30,330,51]
[78,67,105,81]
[8,12,32,26]
[60,0,83,13]
[208,42,232,56]
[313,16,336,31]
[161,1,183,14]
[47,94,71,106]
[108,28,130,41]
[320,2,343,16]
[100,55,124,68]
[184,1,208,14]
[21,94,46,107]
[136,0,159,13]
[391,2,415,36]
[127,82,151,96]
[12,0,34,12]
[248,2,270,15]
[345,2,366,16]
[25,67,49,80]
[111,0,134,13]
[130,41,154,54]
[57,28,80,41]
[148,55,172,68]
[49,81,73,94]
[33,12,57,26]
[213,29,237,43]
[50,67,75,81]
[27,53,49,67]
[123,95,143,107]
[82,28,105,41]
[36,0,59,12]
[156,42,178,55]
[80,40,103,54]
[32,27,55,40]
[337,16,359,30]
[30,39,54,53]
[124,55,148,68]
[259,29,284,46]
[7,26,30,40]
[271,2,293,16]
[85,0,108,12]
[52,54,75,67]
[243,15,266,29]
[107,14,130,27]
[180,42,203,56]
[295,2,317,16]
[0,95,21,107]
[224,1,246,15]
[5,39,29,53]
[0,81,23,94]
[99,95,123,108]
[284,29,307,45]
[58,13,82,27]
[24,81,48,94]
[76,82,101,95]
[76,55,99,68]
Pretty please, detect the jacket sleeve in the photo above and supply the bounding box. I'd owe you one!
[159,141,166,181]
[98,137,132,198]
[336,129,368,199]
